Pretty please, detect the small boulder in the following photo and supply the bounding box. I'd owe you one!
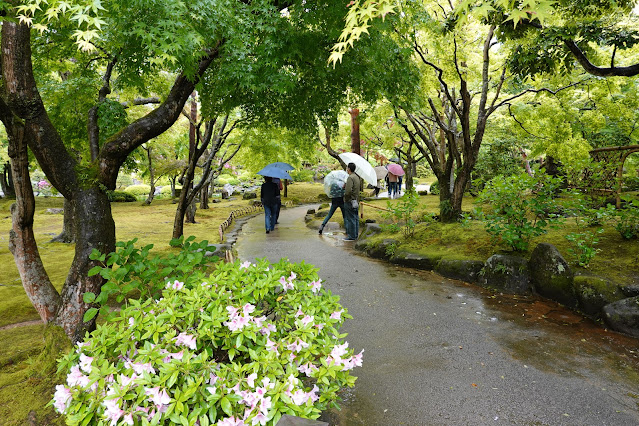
[45,208,64,214]
[366,239,400,260]
[529,243,575,307]
[482,255,531,294]
[242,192,257,200]
[317,193,330,202]
[620,284,639,298]
[603,296,639,338]
[203,244,232,258]
[314,210,329,218]
[391,250,440,271]
[573,274,625,317]
[359,223,382,239]
[306,208,316,215]
[435,259,485,284]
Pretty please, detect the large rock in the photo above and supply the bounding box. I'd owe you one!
[359,222,382,239]
[366,239,400,260]
[573,274,625,317]
[620,284,639,297]
[242,191,257,200]
[435,259,485,284]
[390,250,441,271]
[481,254,531,294]
[603,297,639,338]
[529,243,575,307]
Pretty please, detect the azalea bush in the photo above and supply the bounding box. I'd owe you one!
[53,257,362,425]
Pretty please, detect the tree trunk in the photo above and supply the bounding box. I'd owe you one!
[170,177,177,198]
[143,146,155,205]
[200,185,209,209]
[349,108,360,154]
[51,197,75,243]
[1,162,16,198]
[186,194,197,223]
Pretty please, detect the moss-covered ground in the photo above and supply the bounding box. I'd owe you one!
[0,182,323,425]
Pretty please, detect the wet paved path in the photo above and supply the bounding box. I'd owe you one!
[236,206,639,426]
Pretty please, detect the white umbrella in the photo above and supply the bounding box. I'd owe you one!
[338,152,378,186]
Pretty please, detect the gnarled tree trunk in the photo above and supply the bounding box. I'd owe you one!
[51,197,75,243]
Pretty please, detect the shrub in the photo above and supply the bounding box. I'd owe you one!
[382,189,421,238]
[429,180,440,195]
[54,256,361,426]
[108,191,137,202]
[565,230,603,267]
[290,170,314,183]
[561,190,609,266]
[124,184,152,196]
[615,197,639,239]
[476,172,564,252]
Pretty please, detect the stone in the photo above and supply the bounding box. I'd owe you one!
[203,244,232,258]
[276,414,328,426]
[45,208,64,214]
[620,284,639,297]
[435,259,485,284]
[359,222,382,239]
[366,239,400,260]
[314,210,329,218]
[391,250,440,271]
[481,255,531,294]
[242,191,257,200]
[573,274,625,317]
[529,243,575,307]
[317,193,330,202]
[306,208,316,214]
[603,296,639,338]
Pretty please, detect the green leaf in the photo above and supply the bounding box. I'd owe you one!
[83,292,96,303]
[83,308,98,322]
[220,397,232,416]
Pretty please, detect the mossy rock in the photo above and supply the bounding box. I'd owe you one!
[359,223,382,239]
[529,243,575,308]
[317,193,330,202]
[365,239,400,260]
[390,249,441,270]
[318,203,330,210]
[603,296,639,338]
[242,191,257,200]
[620,284,639,297]
[435,259,484,284]
[574,274,625,317]
[482,254,531,294]
[314,210,329,218]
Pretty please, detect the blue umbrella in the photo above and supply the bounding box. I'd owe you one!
[268,162,295,171]
[257,165,293,180]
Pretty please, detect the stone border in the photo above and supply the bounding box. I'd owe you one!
[355,223,639,338]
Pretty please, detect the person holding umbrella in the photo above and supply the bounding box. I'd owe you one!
[319,170,347,235]
[343,162,361,241]
[260,176,279,234]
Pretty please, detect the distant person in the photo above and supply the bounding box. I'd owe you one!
[343,163,361,241]
[387,171,398,198]
[398,176,403,197]
[260,176,279,234]
[318,181,345,235]
[272,177,283,224]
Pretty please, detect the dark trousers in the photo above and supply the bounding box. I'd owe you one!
[321,203,345,226]
[264,203,276,231]
[344,204,359,239]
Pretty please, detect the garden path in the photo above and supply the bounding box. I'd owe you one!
[236,205,639,426]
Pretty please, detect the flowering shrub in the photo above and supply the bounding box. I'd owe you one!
[54,258,362,425]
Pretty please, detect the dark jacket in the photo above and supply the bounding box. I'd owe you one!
[260,181,279,206]
[344,172,361,204]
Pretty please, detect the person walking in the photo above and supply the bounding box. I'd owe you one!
[318,182,345,235]
[272,177,283,224]
[260,176,279,234]
[343,162,361,241]
[387,171,398,198]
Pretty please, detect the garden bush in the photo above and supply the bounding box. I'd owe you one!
[475,172,563,252]
[124,185,152,196]
[429,180,440,195]
[108,191,137,202]
[290,170,314,183]
[381,190,421,238]
[54,247,361,426]
[615,197,639,239]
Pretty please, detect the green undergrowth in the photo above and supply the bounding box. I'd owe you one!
[362,194,639,285]
[0,324,69,426]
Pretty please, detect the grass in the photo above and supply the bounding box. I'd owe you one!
[0,181,325,425]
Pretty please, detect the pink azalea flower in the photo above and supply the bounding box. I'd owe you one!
[120,373,139,386]
[227,305,239,317]
[259,323,276,336]
[251,412,268,425]
[331,342,349,360]
[240,261,252,270]
[217,416,247,426]
[261,378,275,390]
[330,309,343,320]
[253,316,266,327]
[103,397,124,424]
[307,385,320,403]
[246,373,258,388]
[79,353,93,373]
[122,413,134,425]
[297,362,318,377]
[145,387,171,407]
[67,365,90,387]
[243,303,256,315]
[175,332,197,350]
[128,317,135,327]
[301,315,314,326]
[294,307,304,317]
[278,276,287,287]
[260,395,272,414]
[290,389,308,405]
[288,272,297,282]
[53,385,72,413]
[309,280,322,293]
[209,373,219,385]
[352,349,364,367]
[315,323,325,330]
[206,386,217,395]
[130,362,156,375]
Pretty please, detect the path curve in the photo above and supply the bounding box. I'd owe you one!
[236,205,639,426]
